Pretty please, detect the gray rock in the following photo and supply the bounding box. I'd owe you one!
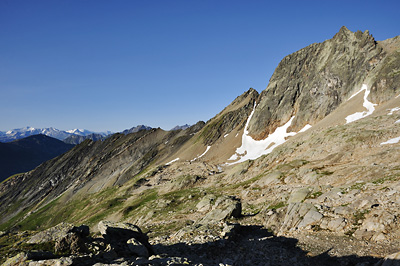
[3,252,28,266]
[255,171,283,187]
[54,232,88,255]
[288,188,310,203]
[297,207,323,229]
[98,221,154,257]
[27,223,75,244]
[327,217,346,232]
[198,196,241,224]
[279,203,323,233]
[27,257,74,266]
[196,194,217,213]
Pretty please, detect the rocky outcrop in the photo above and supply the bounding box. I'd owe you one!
[197,195,242,224]
[3,221,154,266]
[199,88,259,145]
[98,220,155,258]
[27,223,85,244]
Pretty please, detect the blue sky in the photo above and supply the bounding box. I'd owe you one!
[1,0,399,132]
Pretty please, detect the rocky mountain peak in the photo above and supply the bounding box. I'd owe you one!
[247,26,394,140]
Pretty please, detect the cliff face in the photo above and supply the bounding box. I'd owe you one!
[199,88,259,145]
[247,26,398,139]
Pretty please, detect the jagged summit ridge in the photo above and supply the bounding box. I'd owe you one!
[247,27,396,139]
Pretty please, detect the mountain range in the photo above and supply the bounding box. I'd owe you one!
[0,127,113,143]
[1,27,400,265]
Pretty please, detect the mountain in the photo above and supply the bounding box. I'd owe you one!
[122,125,152,135]
[0,134,74,183]
[1,27,400,265]
[0,127,112,142]
[63,133,107,145]
[247,26,398,139]
[170,124,191,131]
[65,129,96,136]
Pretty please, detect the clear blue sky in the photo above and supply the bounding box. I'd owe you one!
[1,0,399,132]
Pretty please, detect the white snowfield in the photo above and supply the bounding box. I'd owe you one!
[166,158,179,165]
[227,103,308,165]
[191,146,211,162]
[381,137,400,145]
[345,84,376,124]
[299,124,312,133]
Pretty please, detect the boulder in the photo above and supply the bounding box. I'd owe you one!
[297,207,323,229]
[198,195,241,224]
[279,203,323,233]
[27,223,89,245]
[27,223,74,244]
[54,232,88,255]
[98,221,154,257]
[196,194,217,213]
[3,252,28,266]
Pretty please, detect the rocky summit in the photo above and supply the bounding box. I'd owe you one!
[1,27,400,265]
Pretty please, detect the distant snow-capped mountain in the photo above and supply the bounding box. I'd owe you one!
[66,129,93,136]
[122,125,152,135]
[170,124,191,131]
[0,127,113,142]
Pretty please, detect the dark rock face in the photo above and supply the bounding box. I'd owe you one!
[247,26,397,139]
[200,88,259,145]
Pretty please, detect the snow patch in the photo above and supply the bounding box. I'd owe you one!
[299,124,312,133]
[224,134,229,138]
[191,146,211,162]
[345,84,376,124]
[381,137,400,145]
[395,119,400,124]
[388,107,400,115]
[166,158,179,165]
[227,103,298,165]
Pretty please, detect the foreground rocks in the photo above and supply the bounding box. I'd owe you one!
[3,222,400,265]
[3,221,155,266]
